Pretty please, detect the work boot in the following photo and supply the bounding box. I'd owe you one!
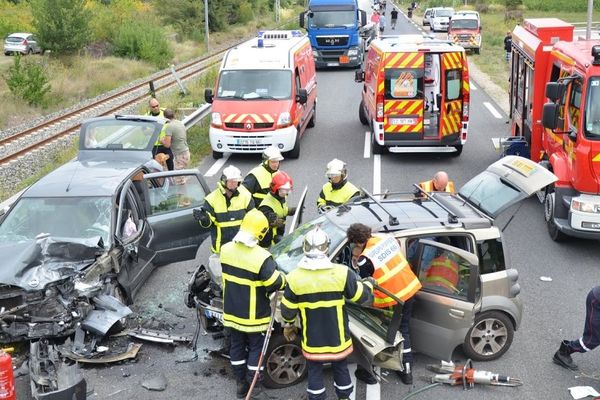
[236,379,250,399]
[397,362,413,385]
[553,340,579,371]
[355,365,377,385]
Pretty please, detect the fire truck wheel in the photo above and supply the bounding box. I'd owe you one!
[451,145,463,156]
[544,191,568,242]
[359,100,369,125]
[307,104,316,128]
[212,150,223,160]
[287,133,301,159]
[372,131,385,154]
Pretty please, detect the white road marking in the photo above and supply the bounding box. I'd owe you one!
[203,153,231,177]
[373,154,381,197]
[483,102,503,119]
[348,363,357,400]
[470,83,477,91]
[364,131,371,158]
[366,366,381,399]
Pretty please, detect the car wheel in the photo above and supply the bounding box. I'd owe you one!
[544,191,568,242]
[451,144,463,157]
[372,131,385,155]
[463,311,514,361]
[286,132,300,159]
[4,52,9,56]
[307,104,316,128]
[212,150,223,160]
[262,333,307,389]
[358,100,369,126]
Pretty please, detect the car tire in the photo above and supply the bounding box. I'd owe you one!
[4,52,9,56]
[307,104,316,128]
[372,131,385,155]
[463,311,514,361]
[286,132,300,159]
[262,333,307,389]
[451,144,463,157]
[359,100,369,126]
[544,191,568,242]
[212,150,223,160]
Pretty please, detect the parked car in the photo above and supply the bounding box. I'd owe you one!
[422,7,437,26]
[431,7,455,32]
[187,155,557,388]
[4,32,42,55]
[0,115,210,343]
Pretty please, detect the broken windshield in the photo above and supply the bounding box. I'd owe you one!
[0,197,112,245]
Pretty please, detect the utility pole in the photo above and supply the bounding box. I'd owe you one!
[275,0,280,24]
[204,0,210,52]
[586,0,593,40]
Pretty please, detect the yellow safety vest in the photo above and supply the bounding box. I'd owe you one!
[220,241,283,332]
[419,180,455,193]
[247,165,274,205]
[317,181,360,207]
[259,193,288,246]
[204,185,253,253]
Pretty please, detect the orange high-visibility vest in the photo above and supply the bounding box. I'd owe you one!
[362,234,422,308]
[424,256,459,293]
[419,180,455,193]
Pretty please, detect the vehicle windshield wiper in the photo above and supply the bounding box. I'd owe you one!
[256,95,280,100]
[218,94,247,100]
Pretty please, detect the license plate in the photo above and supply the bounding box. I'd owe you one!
[327,62,339,67]
[205,309,223,322]
[339,55,350,64]
[390,118,416,125]
[236,138,261,145]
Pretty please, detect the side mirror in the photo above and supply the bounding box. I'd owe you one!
[204,88,213,104]
[299,11,305,28]
[545,82,566,101]
[296,88,308,104]
[354,70,365,82]
[568,128,577,142]
[542,102,559,130]
[360,10,367,27]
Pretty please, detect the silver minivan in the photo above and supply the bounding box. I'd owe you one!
[4,32,42,55]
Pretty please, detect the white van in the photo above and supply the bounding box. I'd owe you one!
[430,7,454,32]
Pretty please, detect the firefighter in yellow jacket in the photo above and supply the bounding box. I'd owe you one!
[419,171,455,193]
[347,223,422,385]
[317,158,361,213]
[281,227,373,400]
[258,170,296,248]
[243,146,284,206]
[221,209,285,398]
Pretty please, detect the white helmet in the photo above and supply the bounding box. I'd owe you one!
[326,158,347,180]
[303,227,330,258]
[221,165,243,184]
[262,146,284,162]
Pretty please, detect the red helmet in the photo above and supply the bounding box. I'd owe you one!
[270,171,293,194]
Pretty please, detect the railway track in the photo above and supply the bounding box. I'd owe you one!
[0,44,230,166]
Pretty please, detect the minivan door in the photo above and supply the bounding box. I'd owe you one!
[438,52,464,140]
[383,52,425,139]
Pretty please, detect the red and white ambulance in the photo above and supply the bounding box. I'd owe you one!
[205,30,317,159]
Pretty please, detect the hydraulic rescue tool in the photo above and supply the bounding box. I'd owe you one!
[428,360,523,388]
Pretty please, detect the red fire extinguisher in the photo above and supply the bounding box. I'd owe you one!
[0,350,15,400]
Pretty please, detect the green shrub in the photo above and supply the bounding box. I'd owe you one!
[4,55,51,107]
[31,0,91,54]
[112,22,173,68]
[238,2,254,24]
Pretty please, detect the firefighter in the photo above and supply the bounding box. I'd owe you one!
[243,146,284,206]
[419,171,455,193]
[317,159,361,213]
[346,223,422,385]
[423,253,460,294]
[257,171,296,248]
[553,286,600,371]
[193,165,255,254]
[220,209,285,399]
[281,227,374,400]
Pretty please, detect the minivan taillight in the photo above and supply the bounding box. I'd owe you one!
[376,94,384,123]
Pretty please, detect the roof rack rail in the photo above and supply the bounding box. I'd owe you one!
[412,184,459,224]
[359,188,399,226]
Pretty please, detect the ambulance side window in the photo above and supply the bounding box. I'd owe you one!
[295,68,301,93]
[445,69,461,100]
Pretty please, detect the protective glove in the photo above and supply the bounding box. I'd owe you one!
[361,276,377,291]
[193,208,210,226]
[273,218,286,228]
[283,326,298,342]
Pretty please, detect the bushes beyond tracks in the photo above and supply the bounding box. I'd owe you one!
[112,22,174,68]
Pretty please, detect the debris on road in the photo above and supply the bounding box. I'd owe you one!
[540,276,553,282]
[141,373,168,391]
[125,327,192,344]
[61,342,142,364]
[568,386,600,399]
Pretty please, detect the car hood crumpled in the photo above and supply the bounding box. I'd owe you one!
[0,236,103,289]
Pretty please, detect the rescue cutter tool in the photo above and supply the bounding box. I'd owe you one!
[428,360,523,388]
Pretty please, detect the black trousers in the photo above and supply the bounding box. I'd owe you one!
[229,329,265,382]
[569,286,600,353]
[152,145,174,170]
[306,358,353,400]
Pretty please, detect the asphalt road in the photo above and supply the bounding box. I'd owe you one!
[16,5,600,400]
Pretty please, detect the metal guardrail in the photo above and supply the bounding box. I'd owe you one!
[182,103,212,127]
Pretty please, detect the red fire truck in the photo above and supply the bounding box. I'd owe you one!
[509,18,600,241]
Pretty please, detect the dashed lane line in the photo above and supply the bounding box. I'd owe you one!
[373,154,382,197]
[203,153,231,177]
[364,131,371,158]
[483,101,503,119]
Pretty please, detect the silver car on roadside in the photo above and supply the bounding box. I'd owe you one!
[4,32,42,55]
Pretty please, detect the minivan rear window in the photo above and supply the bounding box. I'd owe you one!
[384,68,424,100]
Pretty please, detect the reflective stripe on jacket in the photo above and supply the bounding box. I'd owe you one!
[317,181,360,207]
[220,241,285,332]
[362,234,422,308]
[259,193,288,246]
[244,165,274,206]
[203,185,254,253]
[280,263,372,360]
[424,256,459,293]
[418,180,455,193]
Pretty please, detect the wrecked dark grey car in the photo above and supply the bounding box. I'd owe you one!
[0,116,210,398]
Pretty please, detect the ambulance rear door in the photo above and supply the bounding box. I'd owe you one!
[439,51,465,140]
[383,51,425,139]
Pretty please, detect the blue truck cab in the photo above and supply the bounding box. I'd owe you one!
[299,0,369,68]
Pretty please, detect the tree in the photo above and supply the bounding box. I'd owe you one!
[31,0,91,54]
